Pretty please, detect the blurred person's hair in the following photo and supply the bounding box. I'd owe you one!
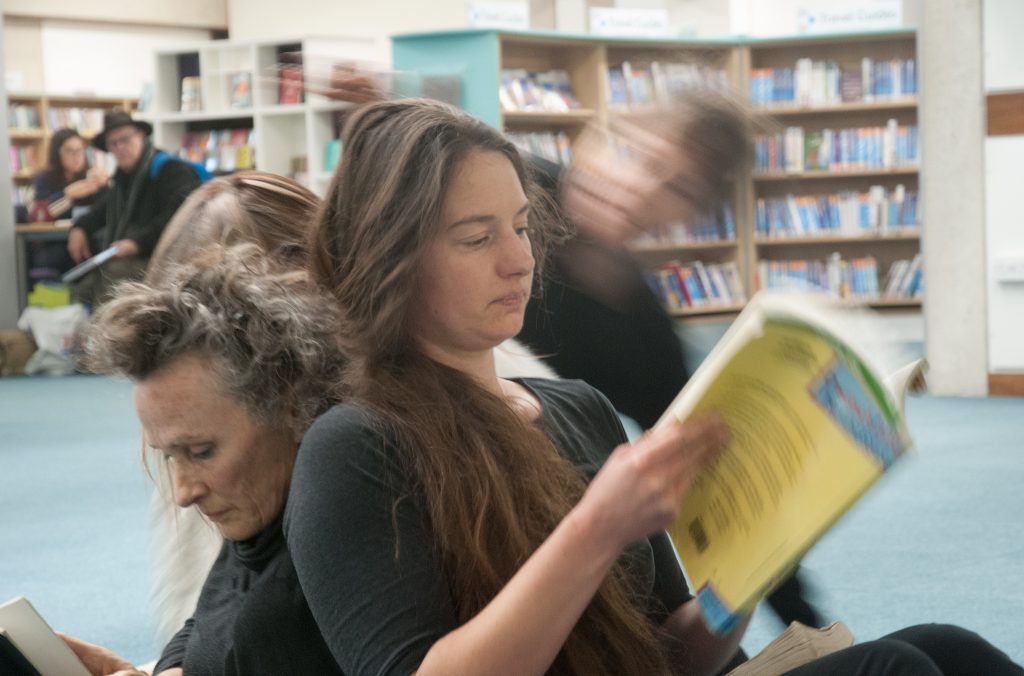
[44,128,90,188]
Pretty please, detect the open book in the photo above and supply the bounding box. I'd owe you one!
[0,597,90,675]
[61,246,119,284]
[656,291,927,634]
[728,621,855,675]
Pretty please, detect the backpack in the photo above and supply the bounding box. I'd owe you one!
[149,151,214,183]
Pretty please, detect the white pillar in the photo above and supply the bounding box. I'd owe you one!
[0,12,21,329]
[920,0,989,395]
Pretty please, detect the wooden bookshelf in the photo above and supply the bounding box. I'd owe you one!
[391,28,921,319]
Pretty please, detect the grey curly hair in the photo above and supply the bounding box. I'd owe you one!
[83,244,344,440]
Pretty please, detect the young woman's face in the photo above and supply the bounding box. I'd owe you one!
[59,136,87,175]
[134,353,296,541]
[410,150,534,361]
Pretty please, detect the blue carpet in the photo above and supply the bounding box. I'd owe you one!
[1,376,1021,666]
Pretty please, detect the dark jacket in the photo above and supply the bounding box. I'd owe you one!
[73,145,201,257]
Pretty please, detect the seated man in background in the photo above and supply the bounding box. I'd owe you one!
[67,111,202,307]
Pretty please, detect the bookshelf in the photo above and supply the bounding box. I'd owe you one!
[744,30,920,308]
[394,30,747,316]
[393,28,922,318]
[7,94,137,210]
[150,37,377,194]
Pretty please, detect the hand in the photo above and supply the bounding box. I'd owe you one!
[314,63,386,104]
[67,227,92,263]
[111,239,140,258]
[578,414,730,552]
[87,165,110,185]
[63,179,97,200]
[58,632,148,676]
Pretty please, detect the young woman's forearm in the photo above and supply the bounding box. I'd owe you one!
[415,505,619,676]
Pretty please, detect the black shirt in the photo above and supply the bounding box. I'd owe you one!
[517,156,688,429]
[284,378,693,675]
[154,516,341,675]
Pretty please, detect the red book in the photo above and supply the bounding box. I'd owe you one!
[279,66,304,105]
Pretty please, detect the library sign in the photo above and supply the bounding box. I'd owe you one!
[798,1,902,35]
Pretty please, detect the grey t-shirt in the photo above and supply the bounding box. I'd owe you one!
[284,378,693,675]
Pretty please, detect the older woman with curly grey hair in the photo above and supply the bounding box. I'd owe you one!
[62,245,346,676]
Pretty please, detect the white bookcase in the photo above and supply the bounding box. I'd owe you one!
[150,36,378,194]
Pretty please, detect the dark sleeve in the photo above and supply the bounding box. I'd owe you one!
[131,160,201,257]
[72,192,108,235]
[153,617,194,673]
[32,173,61,203]
[284,405,457,675]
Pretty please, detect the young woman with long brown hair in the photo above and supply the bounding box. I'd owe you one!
[285,98,1022,676]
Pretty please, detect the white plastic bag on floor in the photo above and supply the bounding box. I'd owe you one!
[16,304,88,376]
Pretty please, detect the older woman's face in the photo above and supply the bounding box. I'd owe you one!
[134,353,296,540]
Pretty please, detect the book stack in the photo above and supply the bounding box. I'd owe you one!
[9,146,37,176]
[758,254,882,300]
[180,76,202,112]
[882,254,924,299]
[499,69,579,112]
[646,260,746,312]
[506,131,572,165]
[607,61,729,109]
[7,104,41,131]
[13,185,32,207]
[279,65,304,105]
[750,57,917,107]
[631,203,737,246]
[755,121,919,173]
[230,72,253,109]
[755,186,919,238]
[178,129,255,174]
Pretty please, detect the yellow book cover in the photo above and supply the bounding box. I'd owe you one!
[656,291,926,633]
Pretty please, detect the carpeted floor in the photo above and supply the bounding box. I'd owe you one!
[1,375,1021,666]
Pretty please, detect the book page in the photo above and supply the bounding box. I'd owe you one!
[663,316,911,633]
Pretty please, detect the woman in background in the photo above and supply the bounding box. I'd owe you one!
[27,128,109,276]
[31,128,108,222]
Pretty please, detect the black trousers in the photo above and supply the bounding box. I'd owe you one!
[783,624,1022,675]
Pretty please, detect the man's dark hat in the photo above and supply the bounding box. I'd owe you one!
[92,110,153,152]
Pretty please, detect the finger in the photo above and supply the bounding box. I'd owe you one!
[634,413,729,472]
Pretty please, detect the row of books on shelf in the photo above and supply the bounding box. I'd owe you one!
[177,129,255,173]
[754,122,918,173]
[607,62,728,108]
[757,253,923,300]
[631,203,736,247]
[499,69,579,113]
[9,146,37,175]
[46,107,109,134]
[507,131,572,166]
[755,185,918,238]
[12,185,32,207]
[646,260,747,312]
[751,57,917,107]
[9,104,42,131]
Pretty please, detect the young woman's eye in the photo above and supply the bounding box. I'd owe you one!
[515,225,531,238]
[464,235,490,249]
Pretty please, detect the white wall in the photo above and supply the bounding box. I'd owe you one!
[39,21,212,97]
[226,0,469,63]
[983,0,1024,373]
[2,0,226,30]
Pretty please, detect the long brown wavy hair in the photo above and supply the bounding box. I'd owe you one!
[311,99,671,674]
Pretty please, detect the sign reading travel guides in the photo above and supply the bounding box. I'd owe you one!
[657,291,925,634]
